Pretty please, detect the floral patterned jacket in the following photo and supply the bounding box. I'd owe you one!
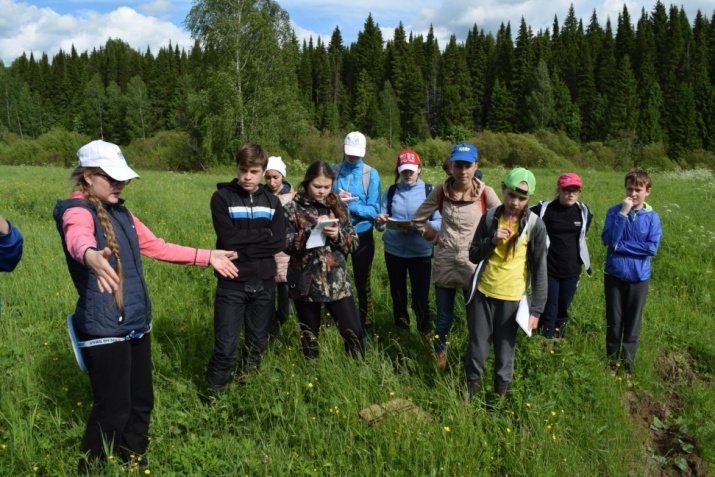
[283,191,359,302]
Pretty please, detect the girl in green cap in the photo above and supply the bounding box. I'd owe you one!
[463,167,548,400]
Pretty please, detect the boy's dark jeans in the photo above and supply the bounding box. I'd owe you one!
[604,274,649,371]
[205,282,274,389]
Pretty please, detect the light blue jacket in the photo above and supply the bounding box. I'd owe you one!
[378,179,442,258]
[332,159,381,234]
[602,203,662,282]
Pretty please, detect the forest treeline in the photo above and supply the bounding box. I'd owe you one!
[0,0,713,169]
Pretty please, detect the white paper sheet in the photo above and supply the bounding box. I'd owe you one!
[516,293,532,337]
[306,219,339,249]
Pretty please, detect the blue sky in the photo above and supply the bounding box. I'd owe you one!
[1,0,712,65]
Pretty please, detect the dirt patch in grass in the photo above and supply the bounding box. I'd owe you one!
[625,351,708,476]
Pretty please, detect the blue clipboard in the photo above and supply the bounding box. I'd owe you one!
[67,313,88,372]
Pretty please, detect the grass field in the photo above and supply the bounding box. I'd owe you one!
[0,164,713,476]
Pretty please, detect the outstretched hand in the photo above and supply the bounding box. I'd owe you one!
[85,247,120,294]
[210,250,239,278]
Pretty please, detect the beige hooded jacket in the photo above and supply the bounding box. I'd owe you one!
[412,177,500,289]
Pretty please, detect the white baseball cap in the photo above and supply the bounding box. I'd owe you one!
[266,156,287,178]
[77,140,139,181]
[344,131,366,157]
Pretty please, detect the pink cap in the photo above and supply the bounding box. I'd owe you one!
[558,173,582,189]
[397,150,421,173]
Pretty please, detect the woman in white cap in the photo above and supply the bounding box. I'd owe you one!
[333,131,381,338]
[375,150,441,335]
[53,140,238,471]
[264,156,295,338]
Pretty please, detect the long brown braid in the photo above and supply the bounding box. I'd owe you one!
[504,206,526,261]
[71,167,124,313]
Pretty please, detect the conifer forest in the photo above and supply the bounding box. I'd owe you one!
[0,0,713,166]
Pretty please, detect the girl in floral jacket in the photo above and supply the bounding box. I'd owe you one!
[283,161,363,359]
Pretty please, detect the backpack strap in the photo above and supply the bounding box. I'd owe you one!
[386,184,397,217]
[425,183,435,221]
[361,164,372,195]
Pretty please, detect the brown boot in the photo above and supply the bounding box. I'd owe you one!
[435,350,448,371]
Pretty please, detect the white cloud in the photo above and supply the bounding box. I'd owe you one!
[139,0,171,17]
[0,1,192,65]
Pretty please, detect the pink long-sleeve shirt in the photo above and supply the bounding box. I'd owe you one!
[62,191,211,267]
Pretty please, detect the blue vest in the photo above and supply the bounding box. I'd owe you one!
[53,198,151,339]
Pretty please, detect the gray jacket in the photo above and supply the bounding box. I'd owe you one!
[466,205,548,318]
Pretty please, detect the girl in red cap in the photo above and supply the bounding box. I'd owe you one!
[530,173,593,338]
[375,150,441,335]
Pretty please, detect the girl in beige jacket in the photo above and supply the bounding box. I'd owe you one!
[412,144,500,370]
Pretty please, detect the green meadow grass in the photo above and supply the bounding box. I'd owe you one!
[0,164,713,476]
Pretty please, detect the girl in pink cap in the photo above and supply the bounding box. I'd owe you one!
[530,173,593,339]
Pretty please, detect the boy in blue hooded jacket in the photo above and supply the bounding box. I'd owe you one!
[602,169,662,374]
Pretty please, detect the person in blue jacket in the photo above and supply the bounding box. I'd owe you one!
[333,131,381,335]
[0,213,23,317]
[602,169,662,375]
[375,150,441,335]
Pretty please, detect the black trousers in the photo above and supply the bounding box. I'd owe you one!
[205,283,274,389]
[294,296,364,359]
[81,334,153,461]
[275,282,292,325]
[384,252,433,333]
[604,274,650,370]
[350,230,375,328]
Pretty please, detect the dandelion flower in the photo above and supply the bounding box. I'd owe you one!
[526,403,531,408]
[507,428,511,433]
[77,402,82,407]
[435,334,440,339]
[44,342,48,346]
[444,427,451,432]
[389,392,395,396]
[547,425,552,430]
[109,455,114,460]
[552,434,556,440]
[551,411,556,416]
[308,383,314,388]
[144,470,151,475]
[550,350,554,354]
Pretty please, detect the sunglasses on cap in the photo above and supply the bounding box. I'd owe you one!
[95,172,131,186]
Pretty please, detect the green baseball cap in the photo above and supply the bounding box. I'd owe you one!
[503,167,536,195]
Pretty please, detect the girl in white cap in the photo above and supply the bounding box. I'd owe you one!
[264,156,295,338]
[53,140,238,471]
[333,131,381,338]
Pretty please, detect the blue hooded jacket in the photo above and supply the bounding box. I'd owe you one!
[602,203,662,282]
[332,159,381,234]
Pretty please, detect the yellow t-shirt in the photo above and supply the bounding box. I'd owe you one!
[478,215,529,301]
